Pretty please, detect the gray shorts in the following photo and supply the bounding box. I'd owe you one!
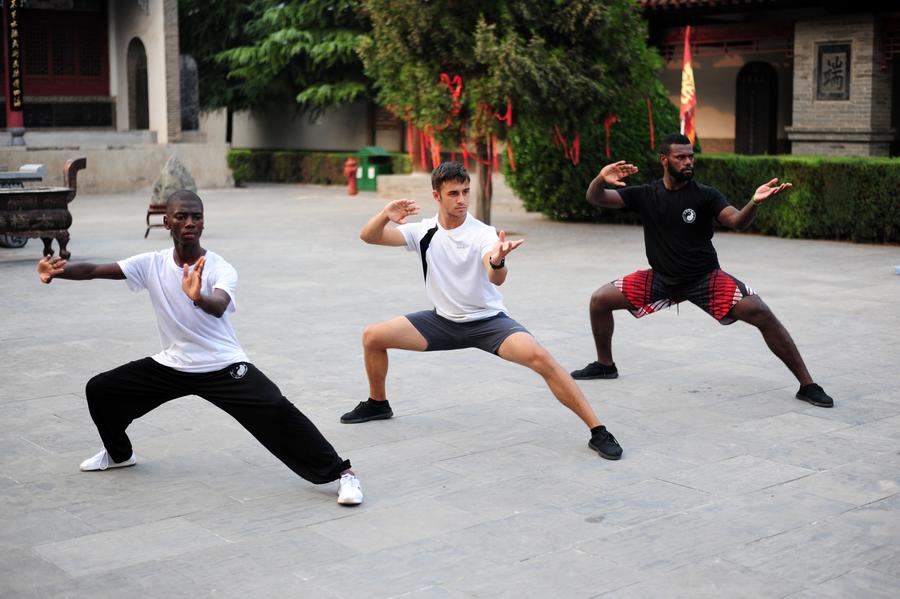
[405,310,530,354]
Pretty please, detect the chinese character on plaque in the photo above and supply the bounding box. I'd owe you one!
[817,43,851,101]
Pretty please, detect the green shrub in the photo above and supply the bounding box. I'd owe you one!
[698,154,900,243]
[226,149,254,185]
[504,82,681,224]
[272,151,303,183]
[390,152,412,175]
[228,148,413,185]
[301,152,351,184]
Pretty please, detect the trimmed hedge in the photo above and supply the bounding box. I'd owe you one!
[697,154,900,243]
[227,149,413,186]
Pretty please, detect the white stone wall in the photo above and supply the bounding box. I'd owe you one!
[0,144,232,193]
[231,101,402,152]
[109,0,178,144]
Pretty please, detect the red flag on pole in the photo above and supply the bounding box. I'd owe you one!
[680,26,697,144]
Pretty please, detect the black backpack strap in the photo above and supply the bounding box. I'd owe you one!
[419,225,439,280]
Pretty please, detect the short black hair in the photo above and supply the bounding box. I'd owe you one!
[431,161,470,191]
[167,189,203,208]
[658,133,692,156]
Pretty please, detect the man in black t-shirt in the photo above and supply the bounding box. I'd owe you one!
[570,133,834,409]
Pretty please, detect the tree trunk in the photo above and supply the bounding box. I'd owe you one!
[475,141,493,225]
[410,125,426,172]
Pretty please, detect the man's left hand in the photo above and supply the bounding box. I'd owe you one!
[182,256,205,301]
[489,230,524,266]
[752,178,793,206]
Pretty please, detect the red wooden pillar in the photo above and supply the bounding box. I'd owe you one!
[3,0,25,145]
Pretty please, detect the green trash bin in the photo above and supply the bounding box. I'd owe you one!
[356,146,393,192]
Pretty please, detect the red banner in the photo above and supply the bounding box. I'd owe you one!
[680,26,696,143]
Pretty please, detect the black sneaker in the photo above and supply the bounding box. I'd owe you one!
[588,426,623,460]
[571,361,618,380]
[340,399,393,423]
[796,383,834,408]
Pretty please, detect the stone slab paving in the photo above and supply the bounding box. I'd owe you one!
[1,182,898,598]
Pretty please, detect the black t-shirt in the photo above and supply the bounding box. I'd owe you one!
[618,179,731,285]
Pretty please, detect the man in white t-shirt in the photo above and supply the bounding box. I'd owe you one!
[341,162,622,459]
[36,190,363,505]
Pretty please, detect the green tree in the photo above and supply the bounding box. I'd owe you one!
[216,0,370,117]
[179,0,255,140]
[360,0,661,224]
[180,0,371,141]
[506,81,680,221]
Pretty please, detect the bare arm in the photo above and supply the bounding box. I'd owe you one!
[181,255,231,318]
[482,230,524,286]
[37,256,125,283]
[718,178,792,231]
[360,199,419,246]
[586,161,638,209]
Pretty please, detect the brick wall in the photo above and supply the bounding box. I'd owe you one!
[787,14,896,155]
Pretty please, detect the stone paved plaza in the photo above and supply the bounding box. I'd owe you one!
[2,183,899,598]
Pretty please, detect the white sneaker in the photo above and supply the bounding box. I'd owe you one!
[79,449,136,472]
[337,472,363,506]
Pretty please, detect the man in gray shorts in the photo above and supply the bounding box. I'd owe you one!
[340,162,622,460]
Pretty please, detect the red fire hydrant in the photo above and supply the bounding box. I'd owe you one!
[343,157,358,195]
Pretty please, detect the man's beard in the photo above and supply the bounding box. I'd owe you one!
[667,162,694,182]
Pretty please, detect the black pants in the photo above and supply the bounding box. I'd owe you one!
[85,358,350,484]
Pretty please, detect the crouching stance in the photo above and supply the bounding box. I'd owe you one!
[342,162,622,460]
[37,190,363,505]
[572,133,834,409]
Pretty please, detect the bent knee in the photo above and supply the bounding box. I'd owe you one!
[85,373,110,401]
[362,324,385,350]
[363,324,378,349]
[734,297,776,326]
[525,346,556,373]
[590,284,626,312]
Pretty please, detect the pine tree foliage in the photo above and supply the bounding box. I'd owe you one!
[181,0,370,114]
[179,0,255,111]
[217,0,370,114]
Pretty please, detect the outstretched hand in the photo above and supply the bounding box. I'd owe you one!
[490,230,525,264]
[37,255,66,284]
[181,255,205,301]
[384,199,419,224]
[752,178,793,206]
[600,161,639,187]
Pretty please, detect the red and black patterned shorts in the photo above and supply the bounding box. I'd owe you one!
[614,268,755,325]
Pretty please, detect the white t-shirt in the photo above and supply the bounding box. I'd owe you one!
[398,213,507,322]
[118,249,249,373]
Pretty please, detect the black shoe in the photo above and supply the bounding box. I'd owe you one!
[571,361,618,380]
[341,399,393,423]
[588,426,623,460]
[796,383,834,408]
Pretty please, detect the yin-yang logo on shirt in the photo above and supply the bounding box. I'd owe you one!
[682,208,697,224]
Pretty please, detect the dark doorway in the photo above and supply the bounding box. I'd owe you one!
[127,38,149,130]
[735,62,778,155]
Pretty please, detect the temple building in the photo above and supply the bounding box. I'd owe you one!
[642,0,899,155]
[1,0,229,191]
